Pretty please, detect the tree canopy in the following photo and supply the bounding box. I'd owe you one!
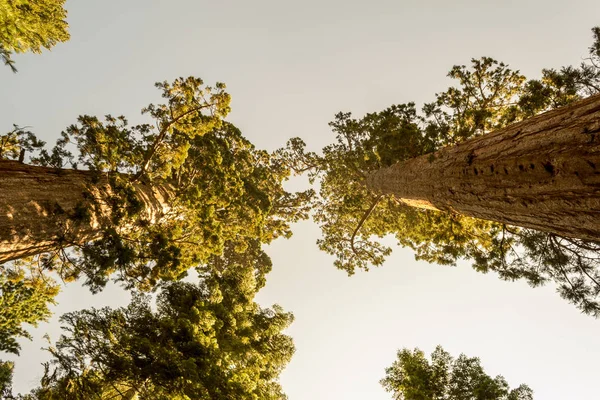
[281,27,600,316]
[25,241,294,400]
[381,346,533,400]
[0,0,69,72]
[1,77,312,293]
[0,77,309,398]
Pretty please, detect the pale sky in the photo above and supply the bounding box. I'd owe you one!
[2,1,600,399]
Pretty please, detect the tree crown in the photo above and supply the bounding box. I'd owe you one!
[381,346,533,400]
[280,27,600,316]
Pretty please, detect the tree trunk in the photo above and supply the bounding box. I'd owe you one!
[366,94,600,241]
[0,161,173,263]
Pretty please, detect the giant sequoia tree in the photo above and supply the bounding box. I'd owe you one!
[0,0,70,72]
[381,346,533,400]
[0,77,311,292]
[283,27,600,315]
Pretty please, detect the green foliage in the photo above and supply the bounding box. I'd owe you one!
[283,27,600,316]
[31,241,294,400]
[8,77,312,292]
[381,346,533,400]
[0,264,59,355]
[424,57,527,145]
[0,125,46,161]
[0,360,14,397]
[0,0,69,72]
[519,26,600,114]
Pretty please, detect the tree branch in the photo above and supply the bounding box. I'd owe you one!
[350,195,383,258]
[132,104,211,181]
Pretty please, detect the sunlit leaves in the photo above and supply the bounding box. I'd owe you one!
[286,27,600,316]
[34,242,294,400]
[0,264,59,355]
[138,77,232,180]
[381,346,533,400]
[0,126,45,161]
[0,0,70,72]
[9,77,311,292]
[431,57,527,143]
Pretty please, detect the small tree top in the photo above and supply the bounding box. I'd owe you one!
[381,346,533,400]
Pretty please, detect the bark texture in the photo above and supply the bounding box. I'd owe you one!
[0,161,173,263]
[366,94,600,241]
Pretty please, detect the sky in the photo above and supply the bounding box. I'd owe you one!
[1,0,600,398]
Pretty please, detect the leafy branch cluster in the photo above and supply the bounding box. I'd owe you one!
[280,27,600,316]
[381,346,533,400]
[0,0,69,72]
[2,77,312,293]
[24,241,295,400]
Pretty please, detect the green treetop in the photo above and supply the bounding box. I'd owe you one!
[28,240,294,400]
[0,0,69,72]
[381,346,533,400]
[280,27,600,316]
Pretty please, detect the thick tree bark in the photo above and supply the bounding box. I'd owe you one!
[366,94,600,241]
[0,161,173,263]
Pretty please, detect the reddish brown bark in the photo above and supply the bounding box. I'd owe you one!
[0,161,172,263]
[366,94,600,241]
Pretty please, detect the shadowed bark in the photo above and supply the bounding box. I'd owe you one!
[0,161,173,263]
